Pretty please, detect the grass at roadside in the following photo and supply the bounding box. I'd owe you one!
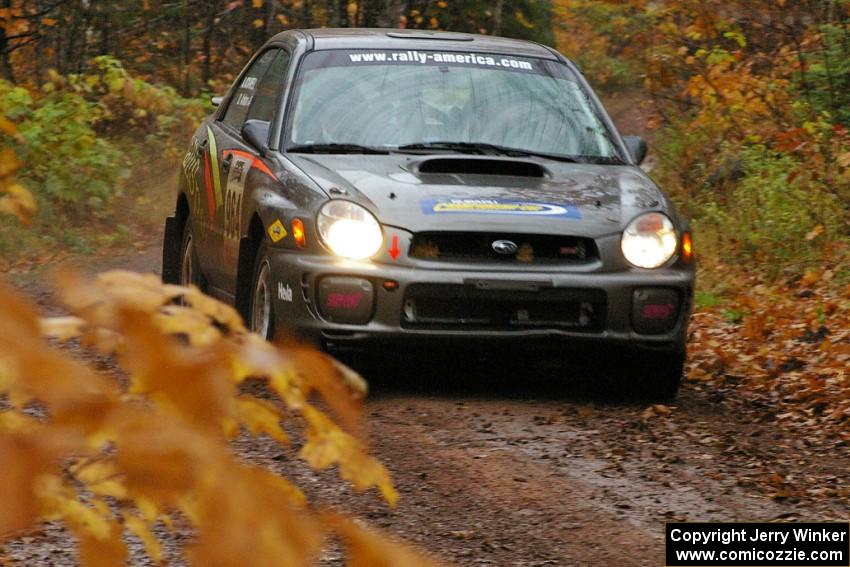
[0,145,178,279]
[1,57,206,278]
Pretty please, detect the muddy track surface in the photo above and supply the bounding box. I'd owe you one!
[6,234,850,567]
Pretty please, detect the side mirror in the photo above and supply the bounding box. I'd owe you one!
[211,95,223,107]
[242,119,271,156]
[623,135,648,165]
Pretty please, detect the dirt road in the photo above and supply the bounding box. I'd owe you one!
[6,229,849,567]
[289,370,849,566]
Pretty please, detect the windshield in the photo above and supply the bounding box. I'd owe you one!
[286,49,621,161]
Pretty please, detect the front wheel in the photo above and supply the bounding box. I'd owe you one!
[249,245,276,340]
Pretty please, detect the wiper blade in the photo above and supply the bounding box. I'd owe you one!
[287,143,390,155]
[397,141,528,156]
[396,141,580,163]
[574,155,628,165]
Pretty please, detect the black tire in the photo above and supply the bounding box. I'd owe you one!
[178,221,206,290]
[629,350,684,401]
[248,242,276,340]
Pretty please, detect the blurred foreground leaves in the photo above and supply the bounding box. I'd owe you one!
[0,269,442,566]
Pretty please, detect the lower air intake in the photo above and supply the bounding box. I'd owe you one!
[402,284,606,332]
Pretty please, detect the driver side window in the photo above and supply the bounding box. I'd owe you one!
[247,50,290,123]
[222,49,278,130]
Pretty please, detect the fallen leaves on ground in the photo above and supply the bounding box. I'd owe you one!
[687,278,850,441]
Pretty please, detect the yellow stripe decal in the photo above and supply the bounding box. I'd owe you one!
[206,126,222,208]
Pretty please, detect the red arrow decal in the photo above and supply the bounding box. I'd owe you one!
[388,235,400,260]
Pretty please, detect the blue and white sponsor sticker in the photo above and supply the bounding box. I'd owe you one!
[420,198,581,218]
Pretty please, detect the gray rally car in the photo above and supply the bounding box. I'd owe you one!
[162,28,695,398]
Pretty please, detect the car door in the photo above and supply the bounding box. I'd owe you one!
[224,49,293,296]
[203,48,280,296]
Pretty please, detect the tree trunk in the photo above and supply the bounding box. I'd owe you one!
[182,0,192,96]
[77,2,95,74]
[64,10,80,75]
[493,0,505,35]
[99,7,110,55]
[328,0,340,27]
[201,1,218,90]
[338,0,348,27]
[266,0,278,36]
[301,0,311,28]
[0,0,15,83]
[400,0,412,27]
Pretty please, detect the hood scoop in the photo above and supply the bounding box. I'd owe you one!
[416,157,549,178]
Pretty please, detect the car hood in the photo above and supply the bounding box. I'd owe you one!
[288,154,667,238]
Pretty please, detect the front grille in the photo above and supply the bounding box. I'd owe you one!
[402,284,606,332]
[409,232,597,264]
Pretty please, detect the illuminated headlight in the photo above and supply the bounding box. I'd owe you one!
[317,200,383,260]
[621,212,678,269]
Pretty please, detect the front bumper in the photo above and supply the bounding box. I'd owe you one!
[269,249,694,352]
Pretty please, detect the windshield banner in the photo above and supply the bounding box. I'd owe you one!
[301,49,568,78]
[349,50,533,70]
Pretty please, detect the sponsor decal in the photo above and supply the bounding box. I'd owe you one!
[222,149,278,181]
[277,282,293,303]
[182,138,204,222]
[326,292,363,310]
[235,92,253,107]
[223,153,250,240]
[641,303,675,320]
[420,198,581,219]
[267,219,288,243]
[347,51,535,71]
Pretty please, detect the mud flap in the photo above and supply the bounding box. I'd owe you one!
[234,235,256,321]
[162,216,181,284]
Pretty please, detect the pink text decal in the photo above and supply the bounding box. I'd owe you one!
[326,292,364,310]
[641,304,675,320]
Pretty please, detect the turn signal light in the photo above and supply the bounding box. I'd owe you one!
[681,232,693,263]
[292,218,307,249]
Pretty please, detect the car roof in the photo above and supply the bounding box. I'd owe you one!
[272,28,562,61]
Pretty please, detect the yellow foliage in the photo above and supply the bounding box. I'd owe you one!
[0,269,440,565]
[0,134,36,224]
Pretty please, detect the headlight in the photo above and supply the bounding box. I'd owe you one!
[317,200,383,260]
[621,212,678,269]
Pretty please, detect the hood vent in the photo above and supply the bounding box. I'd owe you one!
[417,158,548,178]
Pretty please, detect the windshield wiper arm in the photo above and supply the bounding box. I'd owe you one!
[287,143,390,155]
[579,155,628,165]
[397,141,527,156]
[396,141,580,163]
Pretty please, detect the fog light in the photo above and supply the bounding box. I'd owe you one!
[318,277,374,324]
[633,288,680,334]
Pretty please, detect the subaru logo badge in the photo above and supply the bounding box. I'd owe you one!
[492,240,519,255]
